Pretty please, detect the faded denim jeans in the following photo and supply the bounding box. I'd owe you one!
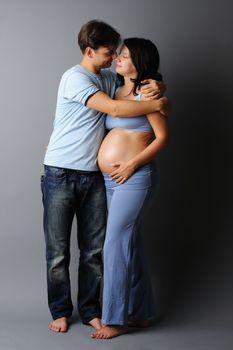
[41,165,106,323]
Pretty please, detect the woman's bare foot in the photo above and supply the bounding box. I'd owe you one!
[88,318,102,331]
[128,320,152,328]
[48,317,69,332]
[91,325,128,339]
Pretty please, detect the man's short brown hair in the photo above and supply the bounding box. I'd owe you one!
[78,20,121,53]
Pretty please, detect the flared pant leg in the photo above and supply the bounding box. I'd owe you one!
[102,164,156,325]
[128,221,155,321]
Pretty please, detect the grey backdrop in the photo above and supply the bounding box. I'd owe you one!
[1,0,233,349]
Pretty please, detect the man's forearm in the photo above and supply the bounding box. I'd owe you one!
[111,99,163,117]
[87,91,168,117]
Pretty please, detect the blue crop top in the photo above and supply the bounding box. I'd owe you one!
[105,93,153,133]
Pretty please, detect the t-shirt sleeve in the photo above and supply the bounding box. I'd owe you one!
[101,69,119,97]
[62,72,99,105]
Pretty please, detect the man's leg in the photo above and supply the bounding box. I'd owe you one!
[76,172,106,329]
[41,166,75,332]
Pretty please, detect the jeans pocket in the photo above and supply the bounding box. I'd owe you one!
[92,173,105,190]
[40,175,44,190]
[40,175,44,203]
[44,166,66,181]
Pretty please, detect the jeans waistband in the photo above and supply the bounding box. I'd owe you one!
[44,164,101,175]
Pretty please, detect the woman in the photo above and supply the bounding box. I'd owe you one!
[92,38,169,339]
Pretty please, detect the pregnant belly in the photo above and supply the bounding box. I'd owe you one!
[98,129,152,173]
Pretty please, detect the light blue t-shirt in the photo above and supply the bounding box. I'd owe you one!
[44,65,117,171]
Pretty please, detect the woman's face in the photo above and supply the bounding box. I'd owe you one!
[115,45,137,79]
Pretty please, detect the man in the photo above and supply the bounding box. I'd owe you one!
[41,19,168,333]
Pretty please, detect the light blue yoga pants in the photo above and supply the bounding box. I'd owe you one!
[102,163,157,325]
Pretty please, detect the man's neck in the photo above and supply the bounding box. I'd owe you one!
[80,58,100,74]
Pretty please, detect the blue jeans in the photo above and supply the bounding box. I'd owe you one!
[41,165,106,323]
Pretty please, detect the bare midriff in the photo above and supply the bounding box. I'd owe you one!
[98,128,153,174]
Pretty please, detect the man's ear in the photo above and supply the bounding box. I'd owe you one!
[85,47,94,58]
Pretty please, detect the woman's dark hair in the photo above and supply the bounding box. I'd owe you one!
[78,20,121,53]
[117,37,162,95]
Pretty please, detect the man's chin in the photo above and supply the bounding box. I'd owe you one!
[104,62,112,68]
[98,62,112,70]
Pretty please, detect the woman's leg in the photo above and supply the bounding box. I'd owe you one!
[128,168,157,324]
[128,221,155,323]
[92,166,155,338]
[102,188,151,325]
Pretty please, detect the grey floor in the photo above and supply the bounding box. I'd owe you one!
[1,240,233,350]
[1,297,233,350]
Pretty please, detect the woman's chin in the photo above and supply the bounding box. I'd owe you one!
[115,67,122,75]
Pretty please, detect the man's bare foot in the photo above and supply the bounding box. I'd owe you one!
[128,320,152,328]
[88,318,102,331]
[48,317,69,333]
[91,325,128,339]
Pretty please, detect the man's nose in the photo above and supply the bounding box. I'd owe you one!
[112,51,118,60]
[114,53,120,61]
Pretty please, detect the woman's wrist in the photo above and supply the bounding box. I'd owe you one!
[128,159,138,171]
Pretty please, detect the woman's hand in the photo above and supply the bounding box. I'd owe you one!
[139,79,167,100]
[110,161,137,184]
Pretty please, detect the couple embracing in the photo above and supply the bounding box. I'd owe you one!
[41,19,169,339]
